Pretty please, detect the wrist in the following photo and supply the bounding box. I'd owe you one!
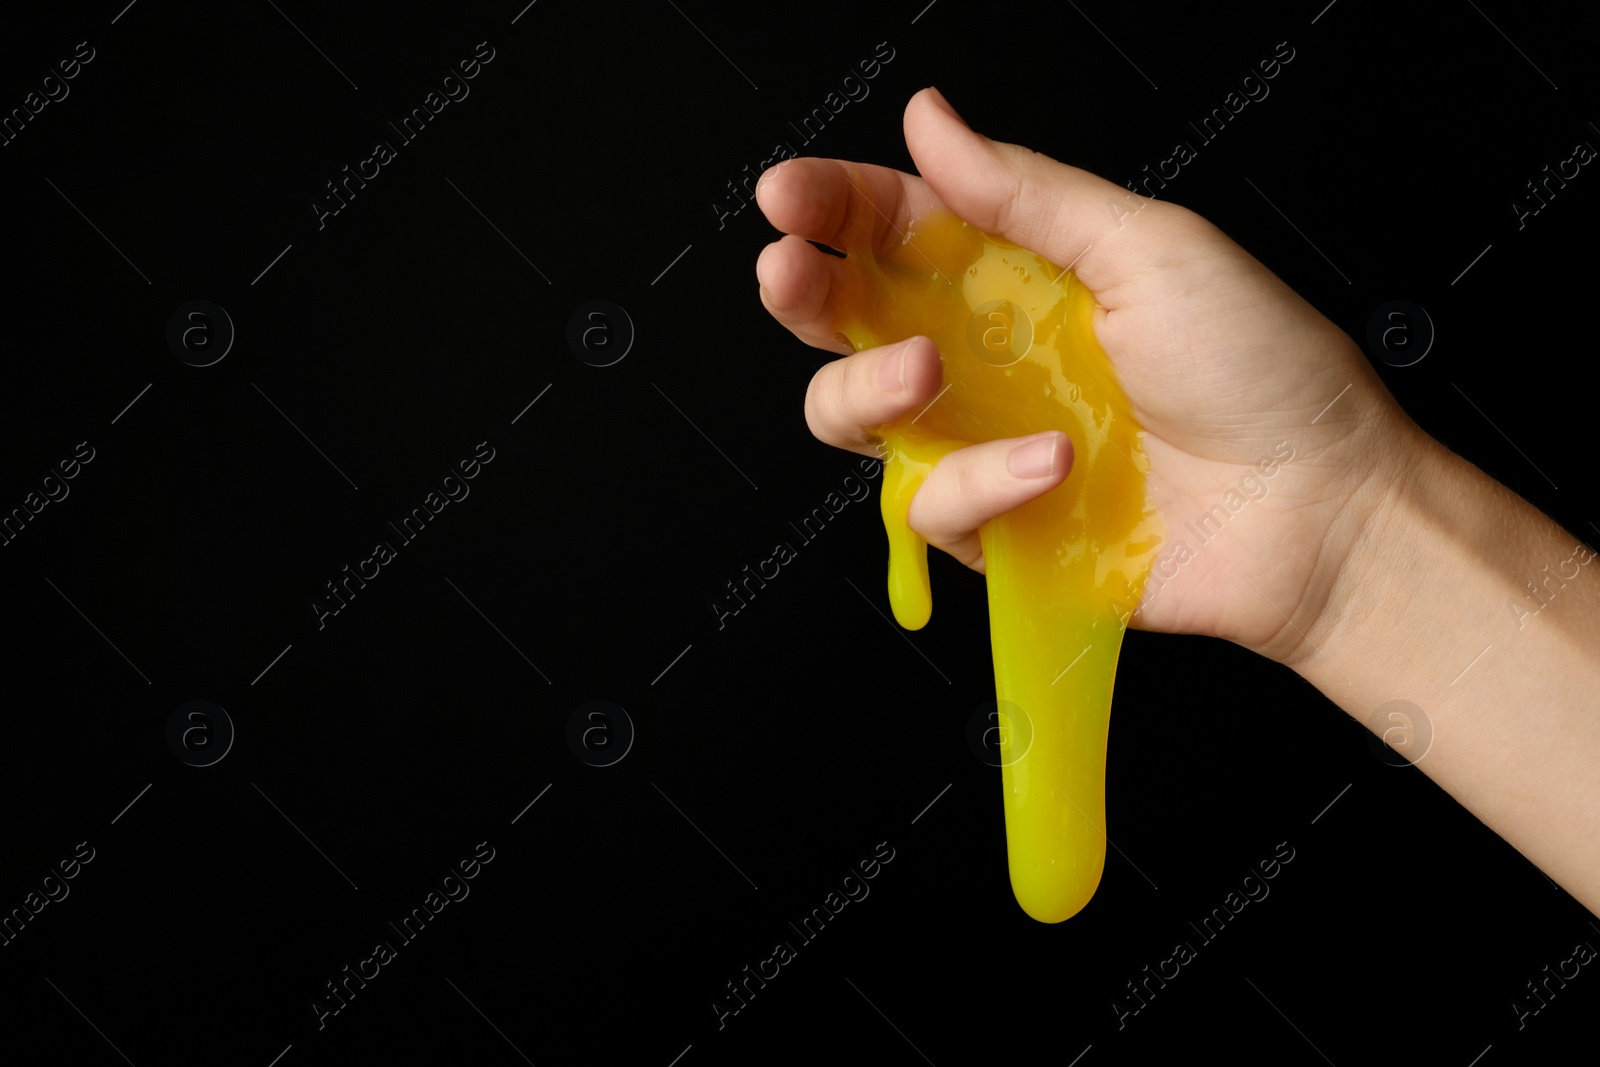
[1269,397,1439,680]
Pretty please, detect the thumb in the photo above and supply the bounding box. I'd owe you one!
[903,86,1198,306]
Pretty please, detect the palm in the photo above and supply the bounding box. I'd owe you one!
[1085,222,1388,655]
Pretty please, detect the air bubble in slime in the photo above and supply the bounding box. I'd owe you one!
[830,199,1164,923]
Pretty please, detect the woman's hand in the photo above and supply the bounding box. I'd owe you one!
[755,86,1420,667]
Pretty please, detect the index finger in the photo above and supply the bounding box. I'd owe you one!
[754,156,948,258]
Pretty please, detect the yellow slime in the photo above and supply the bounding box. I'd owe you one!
[831,204,1163,923]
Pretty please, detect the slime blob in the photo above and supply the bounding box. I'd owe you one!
[831,201,1163,923]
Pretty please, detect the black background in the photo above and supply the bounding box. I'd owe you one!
[2,1,1598,1064]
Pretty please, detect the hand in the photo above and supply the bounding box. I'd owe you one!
[755,86,1421,665]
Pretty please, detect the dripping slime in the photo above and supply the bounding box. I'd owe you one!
[832,201,1163,923]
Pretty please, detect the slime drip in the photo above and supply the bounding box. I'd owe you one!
[831,204,1163,923]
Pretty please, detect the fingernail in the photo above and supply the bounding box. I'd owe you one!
[925,86,969,129]
[875,343,908,391]
[1007,432,1060,478]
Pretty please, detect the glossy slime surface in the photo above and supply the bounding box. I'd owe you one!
[831,200,1163,923]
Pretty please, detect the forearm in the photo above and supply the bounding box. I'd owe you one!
[1289,420,1600,912]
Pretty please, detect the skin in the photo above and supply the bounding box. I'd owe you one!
[755,87,1600,916]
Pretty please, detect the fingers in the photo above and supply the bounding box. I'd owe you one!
[755,156,948,355]
[804,336,1075,574]
[907,431,1073,572]
[903,86,1211,306]
[754,155,946,257]
[756,235,851,355]
[804,336,944,455]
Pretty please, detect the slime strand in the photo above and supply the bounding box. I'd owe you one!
[831,200,1163,923]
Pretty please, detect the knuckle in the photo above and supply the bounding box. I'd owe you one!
[953,457,988,510]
